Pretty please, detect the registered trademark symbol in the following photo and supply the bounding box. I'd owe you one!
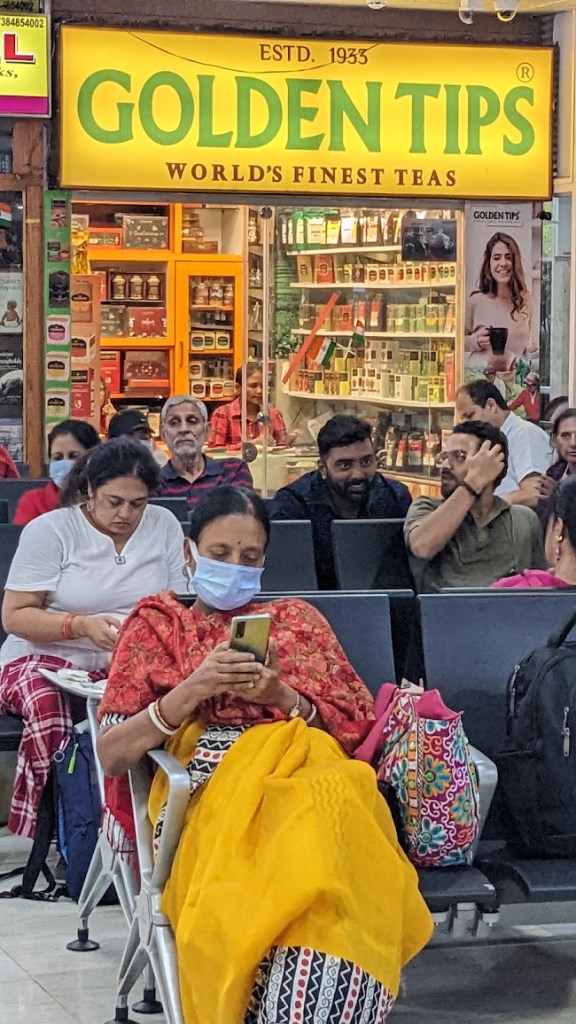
[517,62,534,82]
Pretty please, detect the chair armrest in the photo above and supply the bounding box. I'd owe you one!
[147,749,190,892]
[469,745,498,859]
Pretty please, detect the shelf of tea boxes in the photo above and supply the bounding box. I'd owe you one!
[190,348,234,356]
[290,282,456,290]
[89,248,170,263]
[100,337,172,349]
[286,245,401,256]
[283,389,455,411]
[247,207,271,359]
[290,329,456,339]
[111,391,170,400]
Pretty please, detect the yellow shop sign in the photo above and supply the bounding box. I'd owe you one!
[0,13,49,116]
[60,28,553,199]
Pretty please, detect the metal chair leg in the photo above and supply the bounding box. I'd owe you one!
[67,842,106,951]
[104,917,148,1024]
[131,962,163,1016]
[152,927,185,1024]
[115,854,138,924]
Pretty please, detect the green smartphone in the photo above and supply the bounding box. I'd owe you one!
[229,613,271,664]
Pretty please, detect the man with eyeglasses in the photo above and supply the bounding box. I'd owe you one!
[272,414,411,588]
[405,421,546,593]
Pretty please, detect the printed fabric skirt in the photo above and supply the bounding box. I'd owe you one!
[147,720,432,1024]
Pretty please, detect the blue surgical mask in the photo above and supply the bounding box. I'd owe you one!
[138,438,154,453]
[189,541,263,611]
[49,458,75,489]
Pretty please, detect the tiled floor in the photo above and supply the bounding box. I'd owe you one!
[3,828,576,1024]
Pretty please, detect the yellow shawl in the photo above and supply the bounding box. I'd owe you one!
[149,718,432,1024]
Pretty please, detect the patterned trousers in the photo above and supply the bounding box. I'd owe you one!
[245,946,395,1024]
[0,655,77,838]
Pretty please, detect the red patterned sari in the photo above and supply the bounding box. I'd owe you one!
[99,592,376,749]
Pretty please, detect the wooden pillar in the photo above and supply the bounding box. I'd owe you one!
[23,183,44,477]
[11,121,45,477]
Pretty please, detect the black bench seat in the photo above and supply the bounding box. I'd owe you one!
[477,847,576,904]
[418,866,498,914]
[0,713,23,752]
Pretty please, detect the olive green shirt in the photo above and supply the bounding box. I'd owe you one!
[404,495,547,594]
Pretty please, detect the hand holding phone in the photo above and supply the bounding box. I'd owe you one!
[229,614,271,665]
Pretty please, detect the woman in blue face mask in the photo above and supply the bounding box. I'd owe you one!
[98,485,433,1024]
[13,419,100,526]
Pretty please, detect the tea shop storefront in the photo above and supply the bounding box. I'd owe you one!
[54,26,554,496]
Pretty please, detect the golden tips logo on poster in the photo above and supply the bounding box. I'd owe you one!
[0,14,49,116]
[60,28,553,198]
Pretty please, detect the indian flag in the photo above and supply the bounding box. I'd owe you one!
[0,203,12,226]
[316,336,336,367]
[352,319,365,347]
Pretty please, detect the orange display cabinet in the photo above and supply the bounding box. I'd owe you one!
[71,200,245,416]
[174,259,243,403]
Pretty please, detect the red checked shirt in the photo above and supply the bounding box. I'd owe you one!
[208,399,289,450]
[0,444,19,478]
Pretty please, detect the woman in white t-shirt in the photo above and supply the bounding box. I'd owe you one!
[0,438,187,839]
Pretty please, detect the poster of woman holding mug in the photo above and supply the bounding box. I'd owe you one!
[464,204,541,396]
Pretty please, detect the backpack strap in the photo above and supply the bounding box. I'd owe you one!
[548,609,576,650]
[0,769,64,902]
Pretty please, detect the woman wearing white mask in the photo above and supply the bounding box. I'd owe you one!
[97,486,432,1024]
[1,439,187,840]
[12,419,100,525]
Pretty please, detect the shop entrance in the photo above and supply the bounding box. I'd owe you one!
[66,196,467,497]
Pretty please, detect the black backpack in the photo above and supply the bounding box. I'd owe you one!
[0,726,114,903]
[498,608,576,858]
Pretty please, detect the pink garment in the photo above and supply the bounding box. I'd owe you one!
[492,569,574,589]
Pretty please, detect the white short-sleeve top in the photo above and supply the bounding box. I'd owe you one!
[495,413,554,498]
[1,503,187,671]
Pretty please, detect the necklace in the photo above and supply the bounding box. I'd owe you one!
[82,506,128,562]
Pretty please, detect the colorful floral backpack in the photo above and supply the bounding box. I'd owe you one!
[356,684,479,868]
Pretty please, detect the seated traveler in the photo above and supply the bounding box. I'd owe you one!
[405,421,546,593]
[0,442,18,478]
[456,379,553,508]
[535,408,576,529]
[548,408,576,483]
[271,414,412,588]
[97,486,432,1024]
[13,419,100,526]
[207,361,296,449]
[495,475,576,589]
[156,394,253,508]
[108,407,168,467]
[0,439,187,840]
